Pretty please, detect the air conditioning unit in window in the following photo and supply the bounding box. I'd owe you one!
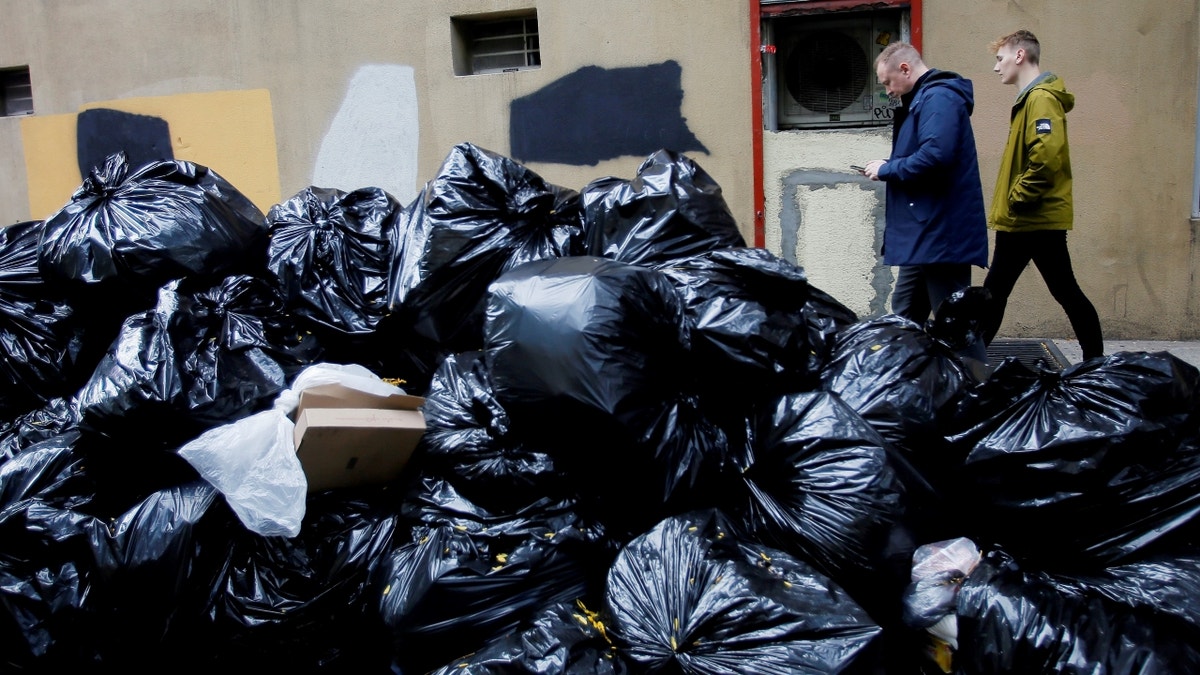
[776,14,900,128]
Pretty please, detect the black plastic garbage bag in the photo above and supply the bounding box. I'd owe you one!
[581,149,745,267]
[945,351,1200,568]
[924,286,991,353]
[193,485,403,673]
[952,547,1200,674]
[382,142,584,391]
[38,152,268,305]
[0,220,98,421]
[485,257,687,429]
[0,432,224,671]
[603,509,883,674]
[77,274,323,449]
[265,185,401,345]
[726,390,917,624]
[484,256,728,539]
[0,395,82,465]
[820,315,975,493]
[419,350,568,514]
[657,247,846,402]
[1046,546,1200,636]
[372,476,616,675]
[427,600,628,675]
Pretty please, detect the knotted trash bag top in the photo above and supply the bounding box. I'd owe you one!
[924,286,992,352]
[265,184,402,336]
[418,350,566,513]
[820,314,974,474]
[658,246,851,398]
[603,508,883,674]
[371,476,615,674]
[38,152,268,290]
[77,274,323,449]
[385,142,583,341]
[581,149,745,268]
[727,389,919,623]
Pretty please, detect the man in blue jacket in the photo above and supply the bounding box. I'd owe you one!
[862,42,989,366]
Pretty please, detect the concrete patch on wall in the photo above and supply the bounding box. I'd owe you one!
[312,64,419,206]
[509,61,707,166]
[777,171,890,318]
[21,89,282,219]
[761,128,894,318]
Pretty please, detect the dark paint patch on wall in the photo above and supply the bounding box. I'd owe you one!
[510,61,707,166]
[77,108,174,176]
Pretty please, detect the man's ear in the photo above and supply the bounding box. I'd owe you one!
[1015,48,1024,65]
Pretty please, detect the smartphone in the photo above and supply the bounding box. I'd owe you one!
[850,164,866,172]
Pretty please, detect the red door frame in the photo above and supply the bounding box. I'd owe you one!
[749,0,921,247]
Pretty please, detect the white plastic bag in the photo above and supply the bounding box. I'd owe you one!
[177,362,408,537]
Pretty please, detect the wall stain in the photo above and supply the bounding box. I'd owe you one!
[510,61,706,166]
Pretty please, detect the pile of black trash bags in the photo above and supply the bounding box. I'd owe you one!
[2,143,1200,674]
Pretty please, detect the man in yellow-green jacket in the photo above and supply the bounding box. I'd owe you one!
[981,29,1103,360]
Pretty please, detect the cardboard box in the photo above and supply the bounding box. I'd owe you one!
[293,383,426,493]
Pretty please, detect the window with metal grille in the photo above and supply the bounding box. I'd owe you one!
[1,67,33,117]
[453,12,540,76]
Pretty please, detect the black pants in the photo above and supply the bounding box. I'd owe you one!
[982,229,1104,359]
[892,263,987,363]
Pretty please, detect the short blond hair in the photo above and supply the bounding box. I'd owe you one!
[875,41,923,70]
[990,29,1040,64]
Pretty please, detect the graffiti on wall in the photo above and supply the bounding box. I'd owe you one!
[509,60,707,166]
[76,108,175,177]
[20,89,282,220]
[313,64,420,207]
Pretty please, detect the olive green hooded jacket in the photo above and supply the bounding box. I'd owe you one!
[988,72,1074,232]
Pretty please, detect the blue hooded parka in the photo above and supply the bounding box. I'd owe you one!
[877,69,989,268]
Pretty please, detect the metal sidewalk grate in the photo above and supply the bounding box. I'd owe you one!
[986,338,1071,372]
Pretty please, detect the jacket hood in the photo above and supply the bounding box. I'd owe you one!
[1018,72,1074,113]
[920,69,975,114]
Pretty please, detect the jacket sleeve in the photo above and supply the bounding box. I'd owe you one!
[878,88,965,182]
[1008,90,1067,208]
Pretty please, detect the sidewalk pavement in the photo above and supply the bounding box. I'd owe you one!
[1052,339,1200,370]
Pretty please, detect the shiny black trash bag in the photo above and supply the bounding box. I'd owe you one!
[265,185,402,364]
[953,547,1200,674]
[658,246,856,404]
[581,149,745,267]
[603,509,883,674]
[38,152,268,304]
[0,220,99,421]
[484,255,729,540]
[426,600,628,675]
[382,142,583,392]
[945,350,1200,569]
[77,274,323,449]
[370,476,615,675]
[418,350,568,514]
